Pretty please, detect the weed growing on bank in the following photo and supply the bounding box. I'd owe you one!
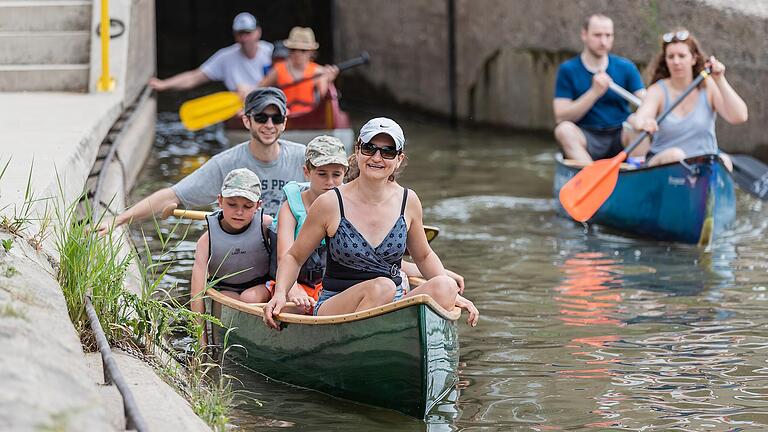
[54,193,240,431]
[0,159,53,247]
[55,197,131,347]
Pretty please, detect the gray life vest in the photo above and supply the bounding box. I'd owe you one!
[206,210,271,291]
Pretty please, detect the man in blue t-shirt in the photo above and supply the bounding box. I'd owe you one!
[553,14,645,162]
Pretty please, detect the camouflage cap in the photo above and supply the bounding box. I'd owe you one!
[220,168,262,202]
[305,135,349,167]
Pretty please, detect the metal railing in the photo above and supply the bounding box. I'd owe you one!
[96,0,115,92]
[85,296,148,431]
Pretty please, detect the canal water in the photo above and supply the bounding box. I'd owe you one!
[132,112,768,431]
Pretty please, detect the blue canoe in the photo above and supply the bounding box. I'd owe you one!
[553,154,736,245]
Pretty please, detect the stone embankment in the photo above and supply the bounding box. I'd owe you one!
[334,0,768,156]
[0,0,211,430]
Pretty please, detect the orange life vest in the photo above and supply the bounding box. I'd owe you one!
[275,61,318,116]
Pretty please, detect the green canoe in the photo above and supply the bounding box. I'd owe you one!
[208,287,461,418]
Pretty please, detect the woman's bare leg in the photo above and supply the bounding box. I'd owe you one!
[647,147,686,167]
[239,284,271,303]
[719,153,733,172]
[316,277,397,316]
[404,275,458,310]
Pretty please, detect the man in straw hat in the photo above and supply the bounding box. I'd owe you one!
[258,26,339,115]
[149,12,274,98]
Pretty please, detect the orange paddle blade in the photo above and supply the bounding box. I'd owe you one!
[559,153,626,222]
[179,91,243,131]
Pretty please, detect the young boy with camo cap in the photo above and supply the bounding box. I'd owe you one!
[269,135,349,313]
[190,168,273,343]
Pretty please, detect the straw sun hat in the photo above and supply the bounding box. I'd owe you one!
[283,26,319,50]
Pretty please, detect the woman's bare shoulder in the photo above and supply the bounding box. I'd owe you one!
[311,189,339,213]
[404,187,422,207]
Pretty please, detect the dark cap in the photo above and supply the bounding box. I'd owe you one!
[244,87,287,115]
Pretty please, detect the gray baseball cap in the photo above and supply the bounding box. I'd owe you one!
[232,12,258,32]
[221,168,262,202]
[358,117,405,150]
[305,136,349,167]
[244,87,287,115]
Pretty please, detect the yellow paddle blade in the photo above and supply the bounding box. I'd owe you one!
[179,91,243,131]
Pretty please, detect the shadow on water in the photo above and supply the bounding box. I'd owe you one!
[131,112,768,430]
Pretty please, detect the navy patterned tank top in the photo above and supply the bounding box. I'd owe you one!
[323,187,409,292]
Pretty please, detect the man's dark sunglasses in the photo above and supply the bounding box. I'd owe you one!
[250,112,286,124]
[359,141,400,159]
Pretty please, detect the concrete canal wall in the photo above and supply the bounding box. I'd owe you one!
[0,0,209,430]
[333,0,768,157]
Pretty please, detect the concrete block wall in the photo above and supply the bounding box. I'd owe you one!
[334,0,768,156]
[124,0,155,104]
[0,0,92,92]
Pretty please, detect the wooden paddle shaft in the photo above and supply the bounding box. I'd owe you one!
[280,52,369,90]
[171,209,209,220]
[624,69,710,156]
[169,208,440,240]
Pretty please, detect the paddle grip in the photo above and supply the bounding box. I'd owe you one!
[336,52,370,71]
[624,68,710,156]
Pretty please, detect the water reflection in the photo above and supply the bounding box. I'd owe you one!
[130,113,768,430]
[556,251,623,327]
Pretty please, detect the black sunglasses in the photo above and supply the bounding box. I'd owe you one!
[250,112,286,124]
[358,142,400,160]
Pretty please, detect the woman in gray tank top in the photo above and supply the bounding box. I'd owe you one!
[629,29,748,170]
[262,118,464,329]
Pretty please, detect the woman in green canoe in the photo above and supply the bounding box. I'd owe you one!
[264,118,462,328]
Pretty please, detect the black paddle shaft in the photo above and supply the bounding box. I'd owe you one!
[624,68,711,156]
[280,52,370,90]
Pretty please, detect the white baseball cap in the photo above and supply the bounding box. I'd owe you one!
[358,117,405,150]
[232,12,258,32]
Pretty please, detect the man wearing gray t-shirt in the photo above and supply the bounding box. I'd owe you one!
[97,87,305,235]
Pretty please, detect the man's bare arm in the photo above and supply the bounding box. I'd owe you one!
[554,92,601,123]
[97,187,180,235]
[149,69,209,92]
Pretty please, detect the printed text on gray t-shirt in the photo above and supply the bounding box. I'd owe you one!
[172,139,306,216]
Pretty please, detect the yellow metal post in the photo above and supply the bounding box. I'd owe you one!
[96,0,115,91]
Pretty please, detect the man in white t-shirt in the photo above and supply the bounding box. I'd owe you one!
[149,12,274,98]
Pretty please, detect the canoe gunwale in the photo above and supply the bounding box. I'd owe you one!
[207,289,461,324]
[555,152,725,173]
